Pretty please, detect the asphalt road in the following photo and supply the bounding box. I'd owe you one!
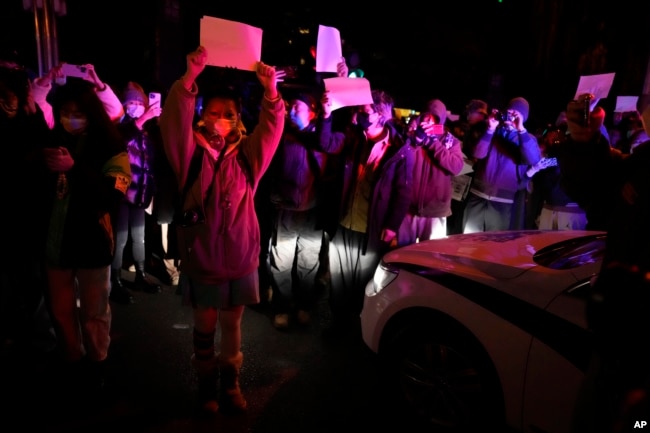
[1,273,430,433]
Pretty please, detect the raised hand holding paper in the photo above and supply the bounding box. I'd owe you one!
[199,16,262,71]
[322,77,373,111]
[573,72,616,109]
[316,25,342,73]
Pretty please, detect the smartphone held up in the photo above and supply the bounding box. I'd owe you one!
[60,63,90,79]
[148,92,161,108]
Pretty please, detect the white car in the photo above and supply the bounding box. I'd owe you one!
[360,230,606,433]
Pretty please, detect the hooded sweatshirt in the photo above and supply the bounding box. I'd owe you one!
[159,79,285,284]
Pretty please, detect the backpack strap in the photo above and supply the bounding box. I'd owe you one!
[236,151,253,186]
[179,146,253,206]
[176,146,254,219]
[174,146,204,224]
[180,145,204,201]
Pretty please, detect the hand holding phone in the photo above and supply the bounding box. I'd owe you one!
[147,92,162,118]
[60,63,90,79]
[148,92,161,108]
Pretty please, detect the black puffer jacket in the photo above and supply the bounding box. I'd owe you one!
[268,121,328,211]
[118,117,157,208]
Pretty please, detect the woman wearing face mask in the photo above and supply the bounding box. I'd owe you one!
[108,82,163,304]
[159,46,285,415]
[32,63,124,129]
[36,67,132,393]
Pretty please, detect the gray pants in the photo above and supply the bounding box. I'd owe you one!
[462,193,512,233]
[269,209,323,314]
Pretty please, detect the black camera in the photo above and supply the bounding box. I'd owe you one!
[492,110,516,123]
[179,208,205,228]
[413,123,445,144]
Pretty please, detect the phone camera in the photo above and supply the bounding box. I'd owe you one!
[492,110,516,123]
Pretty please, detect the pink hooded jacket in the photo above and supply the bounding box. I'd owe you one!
[159,79,284,284]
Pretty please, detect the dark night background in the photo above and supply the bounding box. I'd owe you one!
[2,0,649,130]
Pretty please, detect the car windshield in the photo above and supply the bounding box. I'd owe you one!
[533,234,607,270]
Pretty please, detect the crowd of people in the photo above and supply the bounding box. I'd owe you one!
[1,39,648,430]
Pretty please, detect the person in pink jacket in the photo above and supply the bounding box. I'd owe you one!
[159,46,285,415]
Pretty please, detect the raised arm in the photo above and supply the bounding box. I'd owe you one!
[240,61,286,188]
[159,47,205,190]
[81,64,124,121]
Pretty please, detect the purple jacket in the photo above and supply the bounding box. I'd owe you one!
[471,127,541,200]
[118,118,157,209]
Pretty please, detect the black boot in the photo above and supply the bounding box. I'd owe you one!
[192,354,219,414]
[133,269,162,294]
[109,270,134,305]
[83,359,106,395]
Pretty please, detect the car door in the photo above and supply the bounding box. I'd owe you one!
[521,277,595,433]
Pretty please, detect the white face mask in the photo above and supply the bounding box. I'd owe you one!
[60,115,88,134]
[126,105,145,119]
[211,118,238,138]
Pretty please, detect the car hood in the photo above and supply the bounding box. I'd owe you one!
[383,230,597,280]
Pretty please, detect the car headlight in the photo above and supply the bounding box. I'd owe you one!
[365,261,399,297]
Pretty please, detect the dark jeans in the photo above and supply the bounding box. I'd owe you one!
[327,226,382,321]
[112,201,146,272]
